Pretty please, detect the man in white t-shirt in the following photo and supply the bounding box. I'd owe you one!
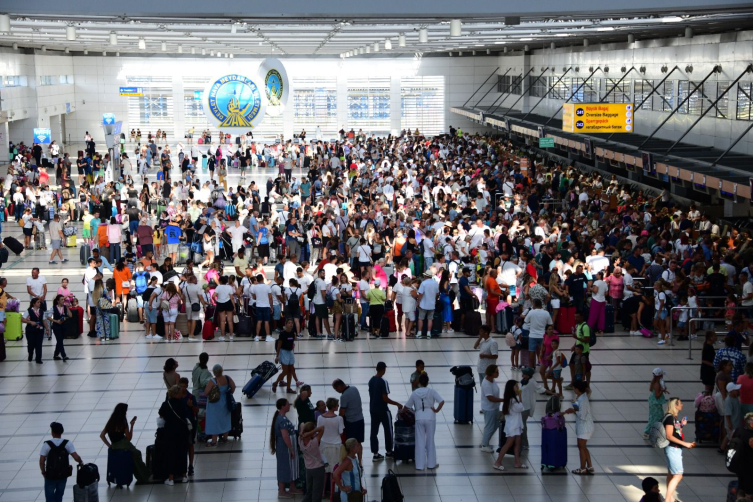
[524,298,553,368]
[416,271,440,338]
[312,269,332,338]
[251,277,274,342]
[27,268,48,311]
[740,272,753,318]
[358,269,371,331]
[226,220,249,255]
[40,422,83,501]
[479,365,503,452]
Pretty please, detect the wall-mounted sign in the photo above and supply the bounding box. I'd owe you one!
[102,113,116,125]
[203,74,266,131]
[119,87,143,97]
[539,137,554,148]
[33,128,52,144]
[65,102,71,114]
[194,90,203,101]
[256,58,290,117]
[562,103,634,133]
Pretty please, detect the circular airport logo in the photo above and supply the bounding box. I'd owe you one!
[205,74,265,130]
[576,121,585,129]
[576,108,585,116]
[265,69,284,106]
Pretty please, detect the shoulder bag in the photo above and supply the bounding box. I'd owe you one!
[207,378,221,403]
[167,399,193,431]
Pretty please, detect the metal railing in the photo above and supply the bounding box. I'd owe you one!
[686,317,727,360]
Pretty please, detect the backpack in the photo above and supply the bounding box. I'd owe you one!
[504,332,516,347]
[134,272,148,294]
[44,440,72,480]
[698,394,716,413]
[381,469,404,502]
[726,435,744,474]
[307,280,318,301]
[648,414,672,448]
[325,287,336,308]
[286,288,299,312]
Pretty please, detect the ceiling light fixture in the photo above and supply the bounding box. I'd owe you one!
[373,42,379,52]
[0,14,10,34]
[83,49,88,55]
[64,47,69,53]
[628,34,635,44]
[161,41,166,51]
[138,37,146,50]
[366,45,371,53]
[385,39,392,50]
[66,24,76,41]
[102,51,106,56]
[661,16,684,23]
[191,47,196,54]
[12,42,18,50]
[109,32,117,46]
[449,52,453,57]
[116,52,120,57]
[202,48,206,55]
[450,19,462,37]
[419,27,428,43]
[551,42,555,49]
[178,44,183,53]
[524,45,529,51]
[583,39,589,47]
[217,51,222,57]
[458,51,462,57]
[231,23,237,34]
[41,45,47,52]
[685,26,693,38]
[398,33,406,47]
[210,50,215,56]
[486,49,491,55]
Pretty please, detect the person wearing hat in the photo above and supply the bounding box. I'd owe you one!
[416,269,439,339]
[723,381,743,451]
[40,422,83,502]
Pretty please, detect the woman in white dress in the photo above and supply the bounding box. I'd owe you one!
[564,380,595,474]
[493,379,528,471]
[404,373,445,470]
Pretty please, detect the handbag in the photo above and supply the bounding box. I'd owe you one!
[345,459,364,502]
[207,379,221,403]
[167,400,193,431]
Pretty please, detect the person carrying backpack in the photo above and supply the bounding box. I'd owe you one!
[39,422,83,502]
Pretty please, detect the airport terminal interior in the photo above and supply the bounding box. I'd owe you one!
[0,1,752,501]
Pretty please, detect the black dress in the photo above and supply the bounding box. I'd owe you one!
[701,342,716,386]
[158,398,189,478]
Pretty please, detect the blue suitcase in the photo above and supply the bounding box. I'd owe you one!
[106,448,133,488]
[541,427,568,470]
[242,375,265,398]
[604,304,615,333]
[453,385,474,424]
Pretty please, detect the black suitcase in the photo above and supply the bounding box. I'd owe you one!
[604,304,615,333]
[106,448,133,488]
[3,236,23,256]
[115,303,124,323]
[393,420,414,463]
[194,319,202,337]
[156,314,165,337]
[380,316,390,338]
[76,463,100,488]
[236,314,252,336]
[342,313,356,341]
[80,245,91,266]
[147,430,169,481]
[463,310,482,336]
[451,309,463,332]
[229,401,243,438]
[64,309,81,339]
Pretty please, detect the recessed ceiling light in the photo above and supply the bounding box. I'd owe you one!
[596,27,615,32]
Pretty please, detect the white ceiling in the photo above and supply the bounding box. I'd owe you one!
[1,11,753,57]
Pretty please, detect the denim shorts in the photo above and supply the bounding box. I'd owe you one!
[146,306,158,324]
[272,304,282,320]
[664,446,683,474]
[257,307,271,322]
[657,309,668,320]
[529,337,544,352]
[279,349,295,366]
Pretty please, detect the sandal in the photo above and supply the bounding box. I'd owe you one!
[571,468,589,475]
[587,467,595,474]
[271,382,278,392]
[515,464,529,469]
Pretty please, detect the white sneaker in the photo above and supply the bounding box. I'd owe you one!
[265,336,275,342]
[164,479,174,486]
[229,336,234,341]
[181,477,188,483]
[145,335,153,339]
[187,337,197,342]
[254,336,261,341]
[219,336,226,341]
[657,340,666,345]
[480,445,494,453]
[153,335,163,340]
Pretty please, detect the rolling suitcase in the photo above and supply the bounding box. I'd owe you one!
[229,401,243,438]
[541,427,568,470]
[108,314,120,339]
[73,306,84,336]
[243,360,280,398]
[64,309,81,339]
[72,483,98,502]
[463,310,482,336]
[4,312,22,341]
[66,234,77,247]
[236,313,252,336]
[202,319,215,340]
[393,420,415,463]
[451,309,463,332]
[727,481,738,502]
[126,299,139,323]
[556,306,576,335]
[194,319,203,337]
[77,463,100,488]
[148,429,169,481]
[106,448,133,488]
[115,303,125,322]
[695,410,721,443]
[156,314,166,338]
[386,308,396,333]
[80,245,91,266]
[177,243,190,265]
[453,385,474,424]
[175,313,188,336]
[380,315,390,338]
[342,313,356,341]
[3,236,23,255]
[604,304,615,333]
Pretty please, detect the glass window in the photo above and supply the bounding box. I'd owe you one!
[59,75,74,84]
[528,75,547,98]
[39,75,55,86]
[126,76,174,139]
[634,80,655,111]
[400,76,445,136]
[347,77,390,132]
[658,80,675,111]
[677,80,704,115]
[497,74,511,93]
[550,76,569,100]
[737,82,753,121]
[1,75,24,87]
[703,81,730,119]
[292,76,338,137]
[569,78,598,103]
[602,79,630,103]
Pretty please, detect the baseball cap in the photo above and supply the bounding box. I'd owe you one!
[726,382,742,392]
[652,367,665,377]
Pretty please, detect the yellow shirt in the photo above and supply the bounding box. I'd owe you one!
[153,231,161,244]
[82,214,94,230]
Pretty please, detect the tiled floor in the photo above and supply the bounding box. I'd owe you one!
[0,157,736,501]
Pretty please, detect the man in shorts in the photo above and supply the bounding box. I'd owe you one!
[313,268,332,338]
[47,214,68,265]
[416,270,439,339]
[566,311,592,389]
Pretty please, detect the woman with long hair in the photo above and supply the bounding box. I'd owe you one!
[564,380,596,474]
[157,386,190,485]
[660,398,696,502]
[270,398,302,498]
[211,275,236,341]
[163,358,180,389]
[191,352,212,402]
[99,403,150,483]
[493,379,527,470]
[654,280,670,344]
[49,294,70,361]
[92,278,114,341]
[438,269,452,333]
[159,283,182,341]
[113,260,132,305]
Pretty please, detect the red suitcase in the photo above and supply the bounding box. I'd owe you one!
[555,306,575,335]
[73,306,84,336]
[202,320,216,340]
[387,309,396,332]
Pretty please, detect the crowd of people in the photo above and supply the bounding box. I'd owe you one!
[7,123,753,501]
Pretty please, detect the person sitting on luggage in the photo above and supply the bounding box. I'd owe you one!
[40,422,83,502]
[157,386,190,485]
[98,403,150,484]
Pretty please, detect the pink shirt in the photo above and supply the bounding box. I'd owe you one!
[606,275,624,299]
[107,224,122,244]
[297,436,325,470]
[57,287,71,297]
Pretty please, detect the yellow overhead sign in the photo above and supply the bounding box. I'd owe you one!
[562,103,634,133]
